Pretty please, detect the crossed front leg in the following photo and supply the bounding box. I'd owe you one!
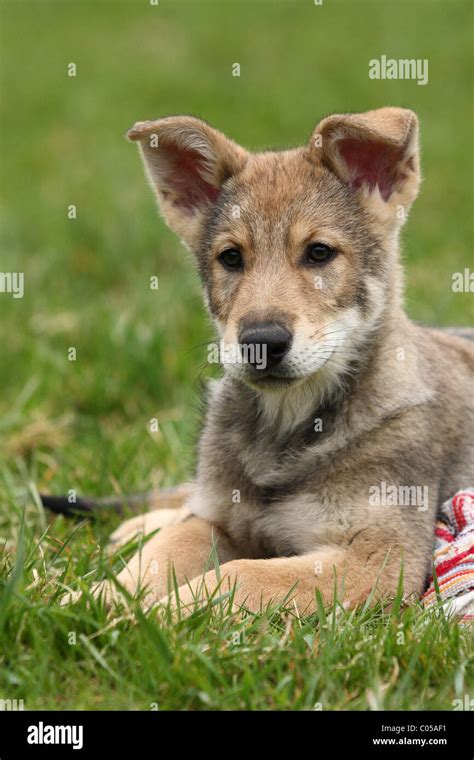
[82,516,237,609]
[81,515,423,615]
[159,543,421,616]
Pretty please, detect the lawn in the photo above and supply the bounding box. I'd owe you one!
[0,0,472,710]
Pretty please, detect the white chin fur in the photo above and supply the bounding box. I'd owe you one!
[241,307,368,433]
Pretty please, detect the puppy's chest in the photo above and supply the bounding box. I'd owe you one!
[194,398,353,556]
[222,496,329,558]
[194,448,346,558]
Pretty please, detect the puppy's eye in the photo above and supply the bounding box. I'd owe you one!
[304,243,337,266]
[219,248,243,270]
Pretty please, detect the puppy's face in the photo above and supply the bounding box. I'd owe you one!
[200,151,386,390]
[129,108,420,392]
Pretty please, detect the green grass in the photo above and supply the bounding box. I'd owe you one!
[1,518,472,710]
[0,0,472,710]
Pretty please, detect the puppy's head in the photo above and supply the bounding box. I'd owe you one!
[128,108,420,393]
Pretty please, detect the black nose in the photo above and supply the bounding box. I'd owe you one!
[239,322,292,370]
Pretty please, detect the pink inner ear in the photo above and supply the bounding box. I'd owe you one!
[162,142,220,212]
[337,138,404,201]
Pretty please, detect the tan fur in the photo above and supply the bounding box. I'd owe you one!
[75,108,473,616]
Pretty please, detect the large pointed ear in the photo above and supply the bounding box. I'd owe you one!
[127,116,248,249]
[310,107,420,220]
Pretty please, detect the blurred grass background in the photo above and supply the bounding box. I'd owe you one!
[0,0,472,500]
[0,0,472,712]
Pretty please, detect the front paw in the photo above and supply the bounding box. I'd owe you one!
[60,577,164,613]
[59,580,124,609]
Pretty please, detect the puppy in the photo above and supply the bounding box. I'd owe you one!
[66,108,474,614]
